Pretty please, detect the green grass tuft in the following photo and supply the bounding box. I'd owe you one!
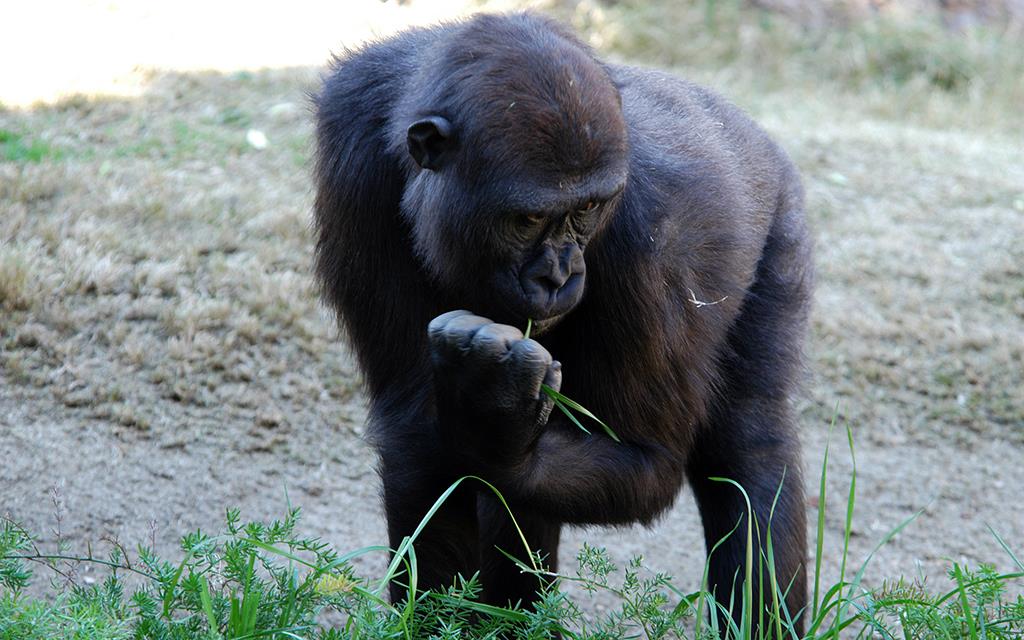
[0,129,56,163]
[2,431,1022,638]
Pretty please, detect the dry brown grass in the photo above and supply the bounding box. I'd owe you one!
[552,0,1024,133]
[1,68,344,428]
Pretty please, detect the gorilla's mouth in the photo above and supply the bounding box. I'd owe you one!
[526,313,568,337]
[480,268,584,332]
[520,271,585,322]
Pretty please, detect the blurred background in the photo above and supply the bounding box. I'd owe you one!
[2,0,1022,608]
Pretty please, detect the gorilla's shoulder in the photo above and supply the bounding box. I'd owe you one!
[611,64,793,195]
[611,64,769,141]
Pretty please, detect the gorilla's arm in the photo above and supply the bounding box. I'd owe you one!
[514,427,686,525]
[426,309,687,525]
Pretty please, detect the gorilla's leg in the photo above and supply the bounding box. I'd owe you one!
[477,492,561,607]
[687,398,807,635]
[686,204,811,635]
[380,451,480,602]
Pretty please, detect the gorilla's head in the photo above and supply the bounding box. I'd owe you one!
[395,13,629,333]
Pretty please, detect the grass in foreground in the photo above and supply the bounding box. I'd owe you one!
[1,428,1022,639]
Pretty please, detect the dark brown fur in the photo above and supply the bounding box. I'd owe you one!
[313,12,812,634]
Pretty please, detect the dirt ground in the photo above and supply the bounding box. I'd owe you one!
[2,0,1023,614]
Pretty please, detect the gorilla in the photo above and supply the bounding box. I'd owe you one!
[313,12,812,634]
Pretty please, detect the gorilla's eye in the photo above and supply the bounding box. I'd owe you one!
[520,213,546,226]
[577,200,599,215]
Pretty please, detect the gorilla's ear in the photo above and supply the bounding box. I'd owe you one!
[407,116,452,170]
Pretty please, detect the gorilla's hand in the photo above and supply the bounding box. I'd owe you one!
[428,310,562,465]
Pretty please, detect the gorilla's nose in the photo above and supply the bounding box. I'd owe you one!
[530,246,583,293]
[520,246,587,316]
[521,268,585,318]
[521,273,562,307]
[537,269,571,291]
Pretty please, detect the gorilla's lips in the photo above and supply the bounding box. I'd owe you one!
[478,266,584,330]
[517,263,586,319]
[516,270,583,319]
[489,280,580,338]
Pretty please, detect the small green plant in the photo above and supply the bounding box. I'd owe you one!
[2,427,1022,638]
[525,318,621,442]
[0,129,56,164]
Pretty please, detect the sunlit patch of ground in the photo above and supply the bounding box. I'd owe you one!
[0,0,524,106]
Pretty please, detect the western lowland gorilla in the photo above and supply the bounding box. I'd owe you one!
[313,11,812,634]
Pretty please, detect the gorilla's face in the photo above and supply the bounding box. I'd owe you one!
[403,144,627,332]
[483,174,627,330]
[400,41,629,331]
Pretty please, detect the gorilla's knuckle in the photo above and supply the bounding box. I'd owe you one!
[469,326,509,360]
[471,322,502,342]
[443,315,488,347]
[428,310,471,339]
[427,321,445,341]
[543,361,563,393]
[446,314,490,333]
[493,322,525,341]
[511,339,552,367]
[468,321,505,346]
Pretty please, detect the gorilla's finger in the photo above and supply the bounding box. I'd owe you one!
[443,314,493,353]
[427,310,473,342]
[468,323,523,364]
[505,339,554,397]
[542,360,563,395]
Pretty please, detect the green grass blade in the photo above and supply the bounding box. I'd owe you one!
[764,467,788,640]
[431,595,532,622]
[710,477,754,640]
[812,411,836,622]
[401,542,418,632]
[525,318,620,442]
[238,538,318,569]
[350,585,395,610]
[376,476,539,596]
[805,582,854,636]
[542,384,621,442]
[986,524,1024,571]
[548,391,592,435]
[469,475,540,574]
[696,514,743,638]
[199,575,220,640]
[494,545,542,575]
[848,509,925,599]
[229,596,240,634]
[162,535,221,618]
[833,422,858,635]
[241,539,390,573]
[952,563,980,640]
[376,478,465,594]
[241,553,259,635]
